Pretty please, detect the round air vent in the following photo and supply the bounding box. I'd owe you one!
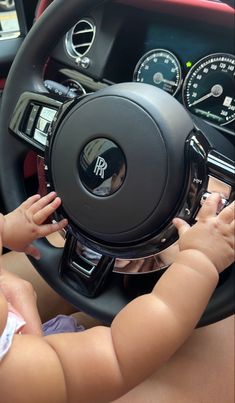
[65,19,96,58]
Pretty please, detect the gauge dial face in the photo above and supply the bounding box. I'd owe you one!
[182,53,235,126]
[133,49,182,96]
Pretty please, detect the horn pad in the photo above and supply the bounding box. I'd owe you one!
[46,83,194,244]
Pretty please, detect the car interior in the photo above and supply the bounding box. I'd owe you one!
[0,0,234,331]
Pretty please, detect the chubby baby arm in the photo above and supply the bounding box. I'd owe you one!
[2,192,68,258]
[111,195,234,384]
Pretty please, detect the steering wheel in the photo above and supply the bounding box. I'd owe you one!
[0,0,234,327]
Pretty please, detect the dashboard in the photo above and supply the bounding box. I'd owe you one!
[45,1,235,138]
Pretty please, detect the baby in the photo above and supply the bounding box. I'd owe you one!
[0,191,234,403]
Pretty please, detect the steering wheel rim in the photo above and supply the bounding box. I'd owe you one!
[0,0,234,326]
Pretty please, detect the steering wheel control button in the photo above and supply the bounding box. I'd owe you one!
[79,139,126,196]
[24,104,40,136]
[37,116,50,133]
[34,128,48,146]
[34,107,57,146]
[40,107,57,122]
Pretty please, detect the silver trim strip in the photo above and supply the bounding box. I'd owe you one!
[207,151,235,176]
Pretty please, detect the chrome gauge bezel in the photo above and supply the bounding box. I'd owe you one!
[133,49,182,97]
[182,53,235,127]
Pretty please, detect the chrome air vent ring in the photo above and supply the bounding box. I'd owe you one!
[65,19,96,58]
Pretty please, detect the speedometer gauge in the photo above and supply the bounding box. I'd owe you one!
[182,53,235,126]
[133,49,182,96]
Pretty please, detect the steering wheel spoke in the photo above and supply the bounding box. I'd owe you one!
[9,91,64,153]
[60,233,115,297]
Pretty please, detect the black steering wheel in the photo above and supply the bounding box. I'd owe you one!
[0,0,234,326]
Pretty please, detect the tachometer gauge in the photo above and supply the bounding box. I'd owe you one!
[133,49,182,96]
[182,53,235,126]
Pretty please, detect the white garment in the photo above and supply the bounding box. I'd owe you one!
[0,306,25,361]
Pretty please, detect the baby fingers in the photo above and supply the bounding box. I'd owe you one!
[33,196,62,225]
[37,218,68,238]
[20,194,41,209]
[218,200,235,224]
[172,217,190,237]
[197,193,221,220]
[29,191,58,215]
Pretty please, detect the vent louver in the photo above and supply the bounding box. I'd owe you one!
[65,19,96,58]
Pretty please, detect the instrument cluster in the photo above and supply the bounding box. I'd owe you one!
[133,49,235,132]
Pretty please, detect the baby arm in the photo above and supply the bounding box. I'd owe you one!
[109,194,234,388]
[2,192,68,259]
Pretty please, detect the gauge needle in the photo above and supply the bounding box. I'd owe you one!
[161,78,177,86]
[188,92,213,107]
[153,72,177,86]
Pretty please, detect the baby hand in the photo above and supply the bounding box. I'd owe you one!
[173,193,235,273]
[2,192,68,259]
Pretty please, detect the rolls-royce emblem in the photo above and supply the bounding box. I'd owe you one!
[94,156,107,179]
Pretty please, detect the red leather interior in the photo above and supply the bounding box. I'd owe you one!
[119,0,235,27]
[35,0,53,19]
[0,78,6,90]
